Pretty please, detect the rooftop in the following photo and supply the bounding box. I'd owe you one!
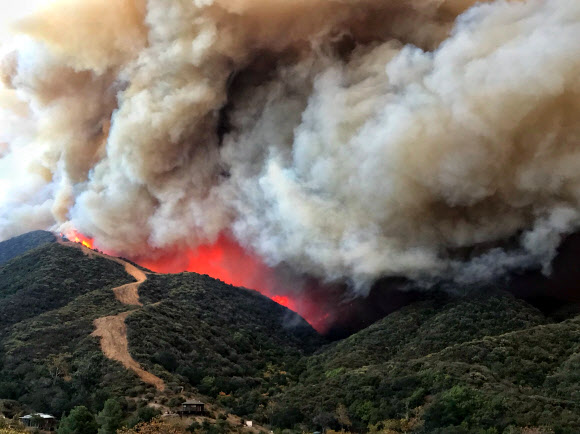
[183,400,204,405]
[20,413,56,420]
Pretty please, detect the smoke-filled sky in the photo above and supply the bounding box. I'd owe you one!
[0,1,48,40]
[1,0,580,295]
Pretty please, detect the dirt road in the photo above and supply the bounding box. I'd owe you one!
[59,240,146,306]
[61,240,165,391]
[113,262,146,306]
[92,312,165,391]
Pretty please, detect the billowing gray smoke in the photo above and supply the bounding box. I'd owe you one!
[1,0,580,293]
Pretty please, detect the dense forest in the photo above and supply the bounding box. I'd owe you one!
[1,232,579,433]
[273,293,580,433]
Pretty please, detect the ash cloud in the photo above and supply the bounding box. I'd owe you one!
[1,0,580,293]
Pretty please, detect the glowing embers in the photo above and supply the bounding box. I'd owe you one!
[63,230,94,249]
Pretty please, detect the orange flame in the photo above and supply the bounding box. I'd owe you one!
[65,230,95,250]
[137,235,333,333]
[271,295,295,310]
[65,230,333,332]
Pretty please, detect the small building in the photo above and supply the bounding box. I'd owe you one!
[20,413,58,431]
[179,400,205,416]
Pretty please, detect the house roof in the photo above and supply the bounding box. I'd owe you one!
[20,413,56,419]
[183,400,204,405]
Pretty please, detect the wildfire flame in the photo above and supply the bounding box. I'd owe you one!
[63,230,332,332]
[78,238,93,249]
[138,235,333,333]
[63,230,94,250]
[271,295,294,310]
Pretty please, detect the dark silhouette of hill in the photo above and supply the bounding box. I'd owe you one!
[507,232,580,320]
[0,230,56,265]
[325,232,580,339]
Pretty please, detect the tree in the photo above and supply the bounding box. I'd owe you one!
[96,398,124,434]
[58,406,98,434]
[271,406,304,429]
[313,411,336,431]
[126,407,161,429]
[154,351,178,372]
[423,386,482,430]
[336,404,352,431]
[47,353,72,385]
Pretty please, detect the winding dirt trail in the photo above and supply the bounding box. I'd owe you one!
[113,262,146,306]
[60,240,165,391]
[92,312,165,391]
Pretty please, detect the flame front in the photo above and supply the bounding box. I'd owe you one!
[65,230,95,250]
[64,230,332,333]
[138,235,333,333]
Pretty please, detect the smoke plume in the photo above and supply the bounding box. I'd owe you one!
[1,0,580,295]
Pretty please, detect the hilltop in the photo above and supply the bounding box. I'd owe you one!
[273,293,580,432]
[0,230,56,265]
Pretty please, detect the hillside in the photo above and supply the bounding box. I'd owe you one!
[272,292,580,433]
[122,273,321,417]
[0,242,132,329]
[0,233,324,431]
[0,231,56,265]
[1,232,580,433]
[0,241,143,414]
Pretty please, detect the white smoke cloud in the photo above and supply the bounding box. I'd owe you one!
[0,0,50,42]
[1,0,580,293]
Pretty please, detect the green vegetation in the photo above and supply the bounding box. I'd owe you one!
[0,243,133,328]
[126,273,324,420]
[0,233,324,429]
[58,405,98,434]
[271,293,580,433]
[1,232,580,433]
[0,242,142,415]
[0,230,55,265]
[96,398,124,434]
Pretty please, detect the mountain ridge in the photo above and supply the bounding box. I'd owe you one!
[0,230,56,265]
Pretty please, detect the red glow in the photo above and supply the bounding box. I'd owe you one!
[64,230,333,333]
[271,295,295,310]
[137,235,333,333]
[65,230,95,250]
